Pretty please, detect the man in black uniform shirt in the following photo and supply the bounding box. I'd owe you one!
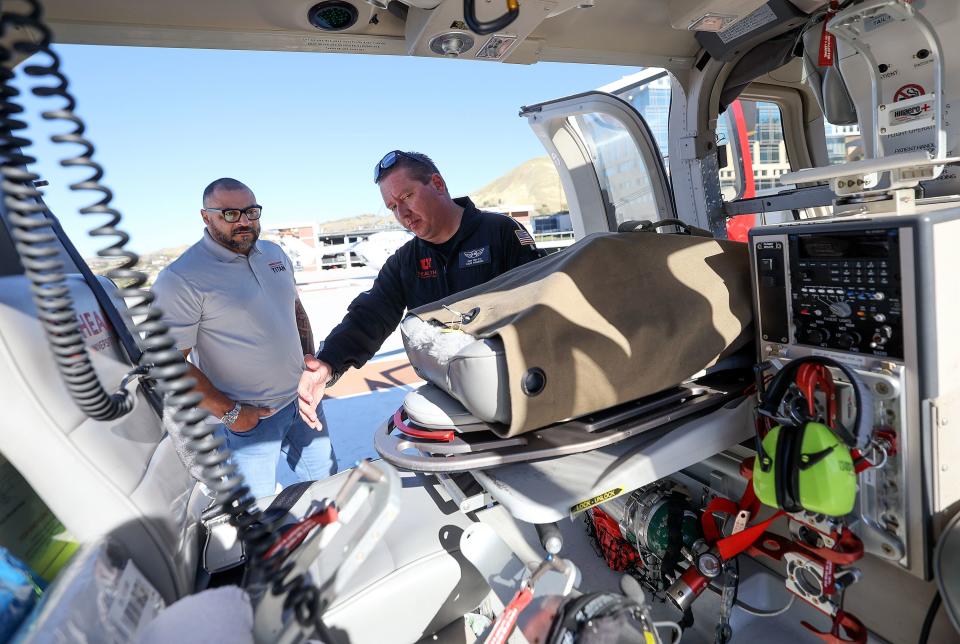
[297,150,542,428]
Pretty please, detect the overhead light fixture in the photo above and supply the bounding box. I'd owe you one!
[429,31,475,57]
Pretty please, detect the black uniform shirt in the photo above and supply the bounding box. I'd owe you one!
[316,197,541,377]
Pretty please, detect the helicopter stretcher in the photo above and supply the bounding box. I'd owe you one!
[372,225,759,523]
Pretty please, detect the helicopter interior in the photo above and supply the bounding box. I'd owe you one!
[1,0,960,642]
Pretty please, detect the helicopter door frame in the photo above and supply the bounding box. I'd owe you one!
[521,91,675,239]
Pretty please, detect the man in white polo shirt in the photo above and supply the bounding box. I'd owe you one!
[153,177,336,499]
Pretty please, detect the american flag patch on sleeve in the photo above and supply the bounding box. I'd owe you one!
[514,229,536,246]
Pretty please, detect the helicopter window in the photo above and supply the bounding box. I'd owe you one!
[824,122,864,165]
[572,111,660,230]
[718,99,793,241]
[719,99,791,201]
[609,70,671,160]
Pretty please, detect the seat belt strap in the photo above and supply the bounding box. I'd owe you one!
[261,480,316,523]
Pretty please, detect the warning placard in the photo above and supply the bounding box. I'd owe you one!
[894,83,925,102]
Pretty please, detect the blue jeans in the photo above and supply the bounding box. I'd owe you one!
[220,400,337,500]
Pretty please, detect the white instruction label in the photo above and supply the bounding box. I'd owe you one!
[718,4,777,44]
[106,560,164,643]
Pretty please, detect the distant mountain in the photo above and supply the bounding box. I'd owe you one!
[470,157,567,215]
[87,244,190,286]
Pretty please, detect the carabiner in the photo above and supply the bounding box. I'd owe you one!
[463,0,519,36]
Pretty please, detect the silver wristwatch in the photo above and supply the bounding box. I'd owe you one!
[220,402,242,428]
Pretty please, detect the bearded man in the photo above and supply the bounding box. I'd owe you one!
[153,177,336,500]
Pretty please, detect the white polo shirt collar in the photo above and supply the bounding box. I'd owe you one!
[200,228,263,262]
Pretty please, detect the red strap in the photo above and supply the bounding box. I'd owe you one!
[807,527,864,565]
[715,511,784,561]
[701,467,782,561]
[392,407,455,442]
[486,587,534,644]
[819,1,839,67]
[263,505,339,561]
[803,610,868,644]
[823,559,836,594]
[701,475,763,544]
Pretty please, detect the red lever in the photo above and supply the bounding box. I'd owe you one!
[392,407,455,442]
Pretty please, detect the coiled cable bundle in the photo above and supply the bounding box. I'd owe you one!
[0,6,136,421]
[0,1,322,634]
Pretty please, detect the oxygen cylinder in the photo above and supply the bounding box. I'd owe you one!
[600,487,700,558]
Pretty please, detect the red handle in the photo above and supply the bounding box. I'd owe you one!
[263,504,339,561]
[392,407,455,442]
[486,587,534,644]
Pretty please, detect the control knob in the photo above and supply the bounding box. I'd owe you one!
[870,325,893,349]
[837,331,861,350]
[805,328,830,345]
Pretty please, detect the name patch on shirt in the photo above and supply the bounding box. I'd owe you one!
[459,246,491,268]
[269,261,287,273]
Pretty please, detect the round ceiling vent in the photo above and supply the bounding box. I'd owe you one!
[429,31,475,57]
[308,1,359,31]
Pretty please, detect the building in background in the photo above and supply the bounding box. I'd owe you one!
[532,211,574,254]
[261,224,320,272]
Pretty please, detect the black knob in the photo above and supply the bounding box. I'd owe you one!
[805,328,828,345]
[878,63,889,73]
[917,48,930,60]
[837,332,860,349]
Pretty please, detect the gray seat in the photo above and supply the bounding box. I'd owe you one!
[0,274,204,603]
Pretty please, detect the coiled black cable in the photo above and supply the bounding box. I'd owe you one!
[0,11,135,421]
[0,1,324,635]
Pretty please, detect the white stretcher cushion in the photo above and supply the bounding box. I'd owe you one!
[402,384,485,429]
[401,316,510,424]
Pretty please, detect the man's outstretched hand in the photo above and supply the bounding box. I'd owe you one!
[298,354,333,429]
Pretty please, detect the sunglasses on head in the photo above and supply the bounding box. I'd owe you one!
[373,150,428,184]
[204,205,262,223]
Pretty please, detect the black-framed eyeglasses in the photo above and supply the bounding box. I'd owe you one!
[204,205,262,223]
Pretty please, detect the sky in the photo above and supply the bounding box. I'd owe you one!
[12,45,638,257]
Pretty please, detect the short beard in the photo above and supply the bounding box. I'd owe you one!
[211,226,258,253]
